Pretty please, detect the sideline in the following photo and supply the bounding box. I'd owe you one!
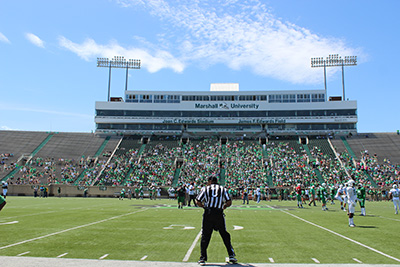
[0,256,397,267]
[0,208,148,251]
[182,230,202,262]
[270,206,400,263]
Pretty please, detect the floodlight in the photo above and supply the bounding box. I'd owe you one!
[311,54,357,101]
[97,56,141,101]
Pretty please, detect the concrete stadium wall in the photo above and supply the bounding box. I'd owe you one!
[7,184,161,198]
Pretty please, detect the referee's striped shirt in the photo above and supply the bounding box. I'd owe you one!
[196,184,231,209]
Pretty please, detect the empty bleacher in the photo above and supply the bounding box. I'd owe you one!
[331,133,400,163]
[35,132,106,160]
[0,131,50,159]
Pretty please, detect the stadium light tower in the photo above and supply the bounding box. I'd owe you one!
[97,56,141,101]
[311,54,357,101]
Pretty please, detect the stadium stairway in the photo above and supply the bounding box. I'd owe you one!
[1,133,54,182]
[31,133,54,157]
[340,136,378,188]
[220,143,226,186]
[172,168,181,187]
[121,142,146,186]
[302,144,324,184]
[171,141,190,187]
[261,144,273,187]
[363,169,378,188]
[220,168,226,186]
[94,136,111,157]
[340,136,358,159]
[73,136,111,185]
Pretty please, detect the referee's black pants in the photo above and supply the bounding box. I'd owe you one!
[200,208,235,261]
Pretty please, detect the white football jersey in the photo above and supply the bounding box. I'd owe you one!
[346,186,357,203]
[390,188,400,199]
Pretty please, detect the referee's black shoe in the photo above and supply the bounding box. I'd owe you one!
[198,258,206,266]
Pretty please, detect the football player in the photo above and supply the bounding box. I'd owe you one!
[389,184,400,215]
[320,183,328,211]
[335,184,345,210]
[356,183,366,216]
[295,184,303,208]
[346,180,357,227]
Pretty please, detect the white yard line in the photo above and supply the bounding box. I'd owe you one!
[0,208,148,251]
[353,258,363,263]
[182,230,202,262]
[312,258,320,263]
[277,208,400,263]
[268,257,274,263]
[0,221,18,226]
[140,255,148,260]
[57,253,68,258]
[99,254,109,260]
[17,251,30,256]
[378,215,400,222]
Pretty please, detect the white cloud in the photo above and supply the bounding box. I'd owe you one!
[0,32,10,44]
[25,33,45,48]
[116,0,362,84]
[58,36,185,73]
[1,126,19,131]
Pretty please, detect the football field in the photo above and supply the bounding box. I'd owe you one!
[0,196,399,265]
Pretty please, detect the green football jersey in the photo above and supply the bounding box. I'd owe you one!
[357,187,366,199]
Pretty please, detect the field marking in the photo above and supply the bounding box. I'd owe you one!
[17,251,30,256]
[140,255,148,260]
[312,258,320,263]
[268,257,274,263]
[378,215,400,222]
[0,208,148,251]
[163,224,195,230]
[233,225,244,230]
[57,253,68,258]
[1,202,119,221]
[182,230,202,262]
[0,221,18,226]
[353,258,363,263]
[278,208,400,263]
[99,254,109,259]
[1,210,60,220]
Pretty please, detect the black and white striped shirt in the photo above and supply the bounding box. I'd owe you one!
[196,184,231,209]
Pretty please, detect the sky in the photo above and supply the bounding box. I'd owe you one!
[0,0,399,133]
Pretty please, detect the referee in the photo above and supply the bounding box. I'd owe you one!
[196,175,237,265]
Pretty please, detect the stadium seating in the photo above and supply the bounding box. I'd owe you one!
[1,131,399,194]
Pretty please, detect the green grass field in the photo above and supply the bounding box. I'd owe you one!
[0,196,399,265]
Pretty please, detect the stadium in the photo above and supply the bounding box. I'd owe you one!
[1,72,400,266]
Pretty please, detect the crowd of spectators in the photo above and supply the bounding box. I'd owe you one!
[360,151,400,187]
[1,137,399,197]
[178,138,221,185]
[95,149,139,186]
[0,153,17,173]
[265,141,319,187]
[4,157,96,186]
[126,144,178,187]
[224,140,265,188]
